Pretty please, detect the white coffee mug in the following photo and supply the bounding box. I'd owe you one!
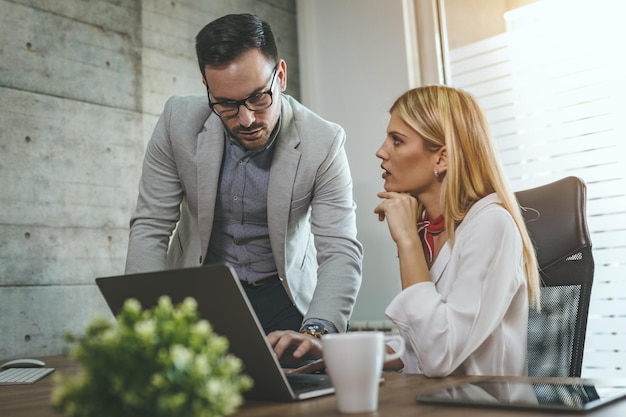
[321,331,405,413]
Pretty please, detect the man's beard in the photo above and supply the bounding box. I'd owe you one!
[225,123,269,150]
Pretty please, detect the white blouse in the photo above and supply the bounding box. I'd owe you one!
[385,193,529,376]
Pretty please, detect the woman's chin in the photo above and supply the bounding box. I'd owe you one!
[383,183,401,193]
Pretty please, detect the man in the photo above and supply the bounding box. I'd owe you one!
[125,14,363,338]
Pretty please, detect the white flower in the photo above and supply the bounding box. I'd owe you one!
[124,298,142,314]
[182,297,198,312]
[192,320,211,336]
[194,354,209,375]
[134,319,156,340]
[205,378,224,397]
[171,344,193,370]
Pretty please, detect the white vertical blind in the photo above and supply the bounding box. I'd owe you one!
[447,0,626,377]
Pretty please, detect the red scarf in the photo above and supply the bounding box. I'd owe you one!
[417,210,445,263]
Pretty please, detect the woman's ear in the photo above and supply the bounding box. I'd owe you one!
[436,147,448,175]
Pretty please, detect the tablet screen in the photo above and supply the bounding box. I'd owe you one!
[416,380,626,412]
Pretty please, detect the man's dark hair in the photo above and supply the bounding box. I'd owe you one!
[195,13,278,78]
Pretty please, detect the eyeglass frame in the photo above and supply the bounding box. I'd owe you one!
[207,64,279,119]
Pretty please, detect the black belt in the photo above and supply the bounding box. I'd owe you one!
[239,275,280,287]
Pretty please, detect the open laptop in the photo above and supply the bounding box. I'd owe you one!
[416,379,626,413]
[95,263,334,401]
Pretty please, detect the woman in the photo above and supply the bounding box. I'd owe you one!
[374,85,540,376]
[268,85,540,377]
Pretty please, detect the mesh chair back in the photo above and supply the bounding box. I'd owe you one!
[515,176,594,377]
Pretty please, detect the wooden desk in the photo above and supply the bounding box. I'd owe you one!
[2,355,625,417]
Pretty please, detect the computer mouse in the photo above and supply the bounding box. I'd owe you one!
[0,358,46,369]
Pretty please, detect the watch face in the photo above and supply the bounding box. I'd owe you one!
[307,324,324,333]
[300,323,328,338]
[303,324,328,335]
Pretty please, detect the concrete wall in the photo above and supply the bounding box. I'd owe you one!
[0,0,299,360]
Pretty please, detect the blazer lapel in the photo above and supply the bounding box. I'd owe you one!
[268,99,301,278]
[197,115,225,260]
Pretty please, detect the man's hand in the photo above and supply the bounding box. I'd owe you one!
[267,330,323,363]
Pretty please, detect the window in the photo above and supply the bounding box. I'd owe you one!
[444,0,626,377]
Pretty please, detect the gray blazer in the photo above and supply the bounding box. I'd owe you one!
[125,94,363,331]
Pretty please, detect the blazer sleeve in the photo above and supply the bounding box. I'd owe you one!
[125,97,184,273]
[303,127,364,331]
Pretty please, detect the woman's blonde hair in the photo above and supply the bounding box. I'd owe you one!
[390,85,540,307]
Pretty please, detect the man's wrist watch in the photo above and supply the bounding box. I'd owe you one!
[300,323,329,339]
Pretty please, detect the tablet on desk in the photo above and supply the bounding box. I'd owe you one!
[416,379,626,413]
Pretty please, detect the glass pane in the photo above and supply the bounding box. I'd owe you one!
[441,0,626,378]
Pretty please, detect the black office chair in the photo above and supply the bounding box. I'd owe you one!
[515,176,594,377]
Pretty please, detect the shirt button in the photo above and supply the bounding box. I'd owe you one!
[230,219,238,224]
[238,160,244,165]
[233,195,239,201]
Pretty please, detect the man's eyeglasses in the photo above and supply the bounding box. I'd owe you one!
[208,64,278,118]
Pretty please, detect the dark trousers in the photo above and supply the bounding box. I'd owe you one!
[242,279,303,334]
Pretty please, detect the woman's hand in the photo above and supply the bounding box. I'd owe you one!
[374,191,420,246]
[375,191,431,289]
[267,330,323,363]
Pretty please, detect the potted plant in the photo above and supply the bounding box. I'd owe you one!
[52,296,252,417]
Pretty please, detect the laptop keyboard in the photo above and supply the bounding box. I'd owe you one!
[0,367,55,384]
